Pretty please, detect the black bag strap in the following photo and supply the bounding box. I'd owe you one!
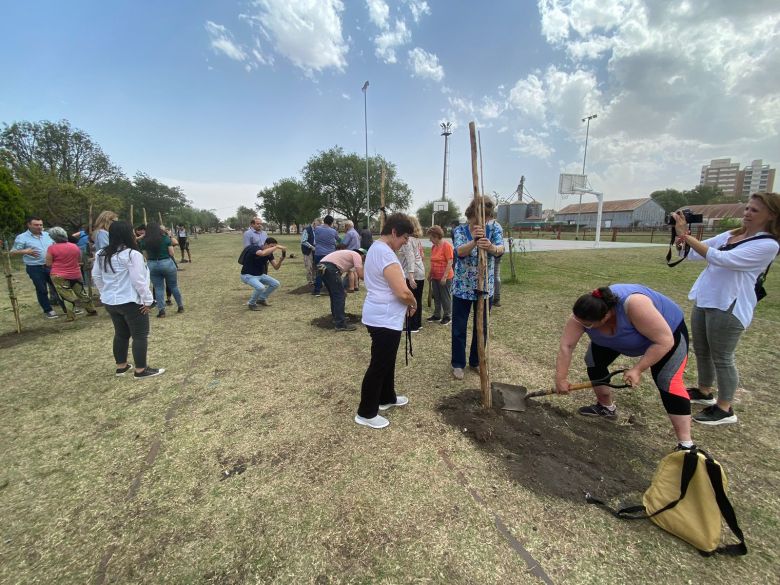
[666,226,690,267]
[703,458,748,556]
[404,315,413,366]
[586,450,700,519]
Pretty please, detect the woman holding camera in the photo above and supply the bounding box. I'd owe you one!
[673,192,779,425]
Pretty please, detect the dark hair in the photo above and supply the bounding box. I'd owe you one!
[27,216,43,224]
[324,215,334,225]
[99,221,138,273]
[135,224,146,232]
[572,286,619,322]
[265,237,278,246]
[143,222,164,258]
[381,213,414,237]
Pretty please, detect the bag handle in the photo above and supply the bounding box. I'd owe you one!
[703,458,748,556]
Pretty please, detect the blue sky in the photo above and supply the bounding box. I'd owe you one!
[2,1,778,219]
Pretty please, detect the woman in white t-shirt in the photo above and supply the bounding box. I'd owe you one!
[673,192,779,426]
[356,213,417,429]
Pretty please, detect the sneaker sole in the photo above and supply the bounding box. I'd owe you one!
[379,400,409,411]
[694,415,738,426]
[578,412,618,420]
[354,416,389,429]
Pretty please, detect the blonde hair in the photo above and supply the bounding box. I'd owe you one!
[409,215,423,238]
[730,193,780,240]
[427,225,444,239]
[93,210,118,233]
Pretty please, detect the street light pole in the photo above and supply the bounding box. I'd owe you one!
[440,122,452,203]
[362,81,370,232]
[575,113,597,240]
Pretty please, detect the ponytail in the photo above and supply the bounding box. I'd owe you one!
[573,286,617,321]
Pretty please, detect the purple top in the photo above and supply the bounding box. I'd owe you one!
[341,228,360,250]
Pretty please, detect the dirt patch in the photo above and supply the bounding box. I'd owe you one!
[438,389,657,502]
[311,313,362,329]
[287,284,315,295]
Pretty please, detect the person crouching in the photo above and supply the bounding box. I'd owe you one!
[240,237,285,309]
[319,248,365,331]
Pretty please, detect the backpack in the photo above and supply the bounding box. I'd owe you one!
[238,245,251,265]
[586,448,747,556]
[717,234,777,302]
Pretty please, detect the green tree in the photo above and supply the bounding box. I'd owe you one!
[0,164,27,240]
[302,146,412,226]
[416,198,461,228]
[685,184,723,206]
[650,188,687,213]
[257,178,310,233]
[232,205,257,230]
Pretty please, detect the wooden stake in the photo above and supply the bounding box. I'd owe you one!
[130,204,134,226]
[379,164,387,233]
[143,208,148,225]
[2,248,22,333]
[469,122,491,408]
[158,211,163,226]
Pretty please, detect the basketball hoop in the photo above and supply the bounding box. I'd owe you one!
[558,173,587,195]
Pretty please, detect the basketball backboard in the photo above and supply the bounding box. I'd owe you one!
[558,173,587,195]
[433,201,449,212]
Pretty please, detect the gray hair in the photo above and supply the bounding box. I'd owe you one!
[344,220,354,229]
[48,226,69,243]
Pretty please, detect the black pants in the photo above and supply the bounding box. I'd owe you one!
[105,302,150,369]
[358,326,402,418]
[406,279,424,330]
[321,263,346,327]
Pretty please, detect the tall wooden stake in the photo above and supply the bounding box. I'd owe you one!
[469,122,491,408]
[379,164,386,233]
[130,204,134,226]
[3,248,22,333]
[143,208,148,225]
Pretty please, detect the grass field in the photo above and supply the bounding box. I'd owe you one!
[1,233,778,584]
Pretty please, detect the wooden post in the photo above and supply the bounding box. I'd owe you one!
[379,165,386,233]
[143,208,148,225]
[2,248,22,333]
[611,228,618,242]
[130,204,134,226]
[158,211,164,226]
[469,121,491,408]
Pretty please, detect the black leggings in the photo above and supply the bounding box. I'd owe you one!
[585,322,690,416]
[358,326,401,418]
[105,302,150,369]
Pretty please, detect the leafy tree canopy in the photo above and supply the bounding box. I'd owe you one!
[302,146,411,227]
[257,178,317,233]
[0,164,27,239]
[651,184,725,213]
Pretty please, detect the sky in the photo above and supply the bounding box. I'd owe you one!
[1,0,778,219]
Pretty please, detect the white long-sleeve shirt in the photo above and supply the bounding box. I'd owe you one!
[91,248,154,306]
[397,237,425,279]
[687,231,778,328]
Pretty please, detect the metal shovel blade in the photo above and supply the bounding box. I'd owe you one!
[490,382,530,412]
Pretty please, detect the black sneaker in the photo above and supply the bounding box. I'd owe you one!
[687,387,716,405]
[335,323,357,332]
[115,364,133,376]
[693,405,737,426]
[426,315,440,322]
[439,317,451,325]
[165,299,173,306]
[177,306,185,313]
[248,303,259,311]
[578,403,617,419]
[493,300,502,307]
[134,367,166,380]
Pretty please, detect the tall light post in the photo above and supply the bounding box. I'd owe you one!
[575,113,597,240]
[440,121,452,202]
[362,80,370,231]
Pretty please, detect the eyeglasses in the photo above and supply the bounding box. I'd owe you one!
[572,315,596,329]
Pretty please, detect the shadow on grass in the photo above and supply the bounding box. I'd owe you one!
[310,313,363,330]
[0,313,102,350]
[438,388,659,502]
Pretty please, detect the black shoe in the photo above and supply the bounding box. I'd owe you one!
[115,364,133,376]
[134,367,166,380]
[693,405,738,426]
[578,403,617,419]
[439,317,451,325]
[426,315,441,322]
[335,323,357,332]
[258,299,270,306]
[493,300,501,307]
[687,387,716,405]
[248,303,259,311]
[177,306,185,313]
[674,443,697,452]
[157,311,166,318]
[165,299,173,306]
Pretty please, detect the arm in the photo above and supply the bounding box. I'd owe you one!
[703,240,778,271]
[167,245,176,258]
[270,255,283,270]
[45,250,53,267]
[256,245,285,257]
[383,263,416,311]
[10,237,37,257]
[399,242,417,286]
[126,251,154,306]
[456,226,480,257]
[484,222,505,256]
[623,295,675,386]
[555,317,586,393]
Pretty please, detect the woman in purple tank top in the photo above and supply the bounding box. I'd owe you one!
[555,285,694,451]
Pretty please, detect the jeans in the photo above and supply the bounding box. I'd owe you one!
[50,275,97,320]
[430,278,452,319]
[321,263,346,327]
[691,304,744,403]
[358,326,402,418]
[241,273,279,304]
[148,258,183,311]
[26,264,63,313]
[451,295,491,369]
[313,254,326,292]
[105,302,150,368]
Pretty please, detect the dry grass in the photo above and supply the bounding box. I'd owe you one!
[0,233,777,584]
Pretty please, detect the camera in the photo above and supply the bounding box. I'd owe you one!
[666,208,703,225]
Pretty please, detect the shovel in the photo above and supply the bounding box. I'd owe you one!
[491,369,630,412]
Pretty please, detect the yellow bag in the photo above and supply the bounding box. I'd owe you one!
[587,448,747,556]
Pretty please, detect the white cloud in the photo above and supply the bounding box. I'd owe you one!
[508,74,547,122]
[251,0,348,74]
[375,19,411,63]
[407,0,431,23]
[205,21,247,62]
[512,130,554,159]
[408,47,444,81]
[479,96,505,120]
[341,92,351,100]
[366,0,389,29]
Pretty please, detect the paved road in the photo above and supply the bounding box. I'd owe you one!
[423,238,665,252]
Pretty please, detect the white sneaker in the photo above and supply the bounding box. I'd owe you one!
[379,395,409,411]
[354,414,389,429]
[452,367,464,380]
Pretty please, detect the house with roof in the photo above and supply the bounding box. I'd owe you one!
[675,203,744,227]
[555,198,666,228]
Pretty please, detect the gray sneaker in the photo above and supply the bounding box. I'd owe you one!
[578,403,618,419]
[45,311,59,319]
[379,395,409,411]
[452,367,464,380]
[354,414,389,429]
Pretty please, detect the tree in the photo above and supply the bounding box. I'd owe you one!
[302,146,412,226]
[257,178,322,233]
[685,184,723,206]
[1,120,122,187]
[650,189,687,213]
[233,206,257,230]
[0,164,27,239]
[416,198,462,228]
